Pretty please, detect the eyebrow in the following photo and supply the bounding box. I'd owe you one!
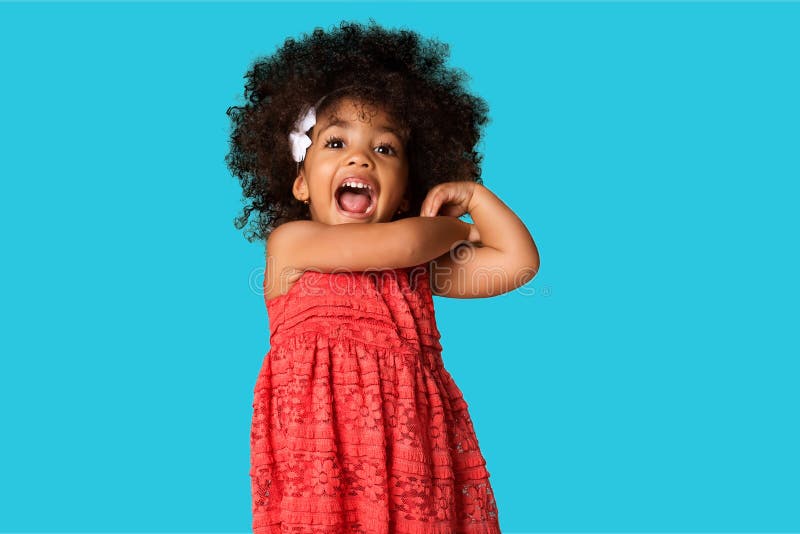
[316,117,405,141]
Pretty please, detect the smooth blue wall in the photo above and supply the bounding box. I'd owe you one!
[1,2,798,532]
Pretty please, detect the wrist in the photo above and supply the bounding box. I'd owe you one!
[467,183,486,213]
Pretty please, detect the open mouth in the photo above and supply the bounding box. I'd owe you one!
[335,181,377,218]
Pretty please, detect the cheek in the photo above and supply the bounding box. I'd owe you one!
[389,157,410,177]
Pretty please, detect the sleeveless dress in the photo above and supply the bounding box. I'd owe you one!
[250,261,501,533]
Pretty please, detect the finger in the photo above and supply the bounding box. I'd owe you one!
[420,191,432,216]
[424,191,439,217]
[428,197,442,217]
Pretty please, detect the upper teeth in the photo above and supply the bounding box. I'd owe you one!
[341,181,373,191]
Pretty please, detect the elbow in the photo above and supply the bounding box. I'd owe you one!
[528,257,541,282]
[518,250,540,284]
[530,251,541,278]
[525,241,540,277]
[519,260,539,286]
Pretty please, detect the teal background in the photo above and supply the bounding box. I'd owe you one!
[1,2,798,532]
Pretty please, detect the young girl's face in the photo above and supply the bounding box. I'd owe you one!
[292,97,410,224]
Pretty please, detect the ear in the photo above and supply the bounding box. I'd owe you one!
[292,172,308,202]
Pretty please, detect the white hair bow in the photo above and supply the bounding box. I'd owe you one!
[288,106,317,163]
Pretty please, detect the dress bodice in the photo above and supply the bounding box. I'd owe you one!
[264,262,443,363]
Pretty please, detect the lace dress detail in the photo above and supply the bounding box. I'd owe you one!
[250,262,501,533]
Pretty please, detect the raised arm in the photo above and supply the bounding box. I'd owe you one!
[469,184,539,264]
[429,184,540,298]
[267,217,472,275]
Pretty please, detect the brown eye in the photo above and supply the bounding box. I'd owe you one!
[376,143,398,156]
[324,135,344,148]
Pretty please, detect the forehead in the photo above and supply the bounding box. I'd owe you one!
[317,98,407,140]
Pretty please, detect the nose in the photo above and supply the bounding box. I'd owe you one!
[345,144,375,168]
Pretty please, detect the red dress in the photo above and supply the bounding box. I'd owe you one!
[250,262,501,533]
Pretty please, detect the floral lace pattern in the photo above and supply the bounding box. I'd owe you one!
[251,263,500,533]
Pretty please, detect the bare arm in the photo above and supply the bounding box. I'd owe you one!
[469,184,539,264]
[267,216,472,274]
[430,184,540,298]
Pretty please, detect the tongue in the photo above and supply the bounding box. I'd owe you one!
[339,190,371,213]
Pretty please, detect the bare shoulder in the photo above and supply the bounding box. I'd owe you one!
[264,221,323,300]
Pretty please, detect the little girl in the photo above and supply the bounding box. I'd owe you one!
[226,20,539,533]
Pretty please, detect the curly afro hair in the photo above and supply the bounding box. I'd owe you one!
[225,18,490,243]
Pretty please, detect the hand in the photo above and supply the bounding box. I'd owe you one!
[420,181,478,218]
